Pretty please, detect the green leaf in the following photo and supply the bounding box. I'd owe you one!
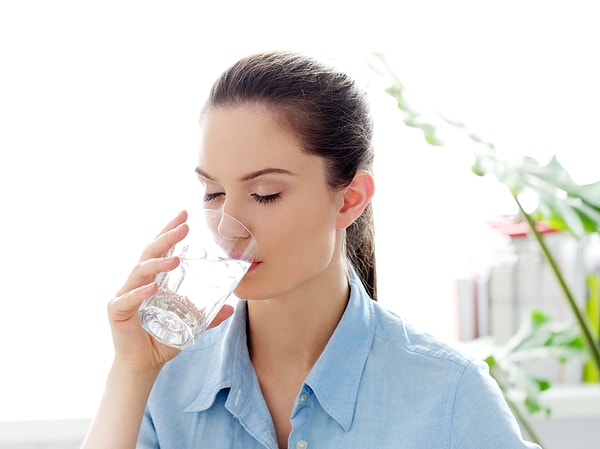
[370,50,600,385]
[531,310,551,327]
[524,395,551,416]
[532,378,551,392]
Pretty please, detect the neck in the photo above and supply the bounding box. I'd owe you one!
[246,264,350,376]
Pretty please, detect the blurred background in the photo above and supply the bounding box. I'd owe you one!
[1,1,599,447]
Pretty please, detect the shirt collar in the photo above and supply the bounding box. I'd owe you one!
[184,269,377,433]
[303,271,376,431]
[183,299,250,413]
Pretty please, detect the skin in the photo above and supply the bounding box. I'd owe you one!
[81,104,374,449]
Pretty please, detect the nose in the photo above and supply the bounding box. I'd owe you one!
[215,200,252,239]
[217,213,251,240]
[203,207,257,261]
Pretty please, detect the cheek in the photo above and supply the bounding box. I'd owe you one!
[235,204,339,300]
[261,203,338,259]
[245,183,340,260]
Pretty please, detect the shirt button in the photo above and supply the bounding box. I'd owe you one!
[234,390,241,407]
[296,440,308,449]
[299,393,308,404]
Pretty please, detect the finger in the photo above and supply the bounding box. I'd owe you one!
[116,255,180,297]
[138,220,189,263]
[155,210,188,239]
[207,304,234,329]
[109,282,158,323]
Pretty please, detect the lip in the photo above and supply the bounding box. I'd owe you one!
[248,261,261,272]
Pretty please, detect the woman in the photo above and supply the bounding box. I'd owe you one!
[81,50,540,449]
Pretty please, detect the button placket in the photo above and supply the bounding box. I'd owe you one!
[290,387,311,449]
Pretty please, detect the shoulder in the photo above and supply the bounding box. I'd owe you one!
[352,302,531,446]
[366,302,527,426]
[347,271,476,379]
[371,301,472,366]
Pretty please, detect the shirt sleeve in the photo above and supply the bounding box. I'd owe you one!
[136,406,159,449]
[450,360,542,449]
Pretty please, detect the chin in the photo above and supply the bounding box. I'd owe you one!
[234,274,284,301]
[233,277,262,301]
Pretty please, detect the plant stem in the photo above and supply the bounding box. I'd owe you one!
[513,194,600,374]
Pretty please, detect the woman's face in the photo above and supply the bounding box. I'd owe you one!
[196,104,344,301]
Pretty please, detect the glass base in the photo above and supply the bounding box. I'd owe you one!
[139,293,200,349]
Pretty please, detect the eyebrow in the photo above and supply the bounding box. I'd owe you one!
[194,167,296,182]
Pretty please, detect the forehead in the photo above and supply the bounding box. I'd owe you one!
[198,105,324,181]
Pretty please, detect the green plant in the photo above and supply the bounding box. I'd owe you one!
[463,310,586,445]
[368,52,600,445]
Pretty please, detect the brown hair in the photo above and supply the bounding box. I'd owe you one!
[201,50,377,300]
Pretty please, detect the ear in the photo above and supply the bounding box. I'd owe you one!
[336,170,375,229]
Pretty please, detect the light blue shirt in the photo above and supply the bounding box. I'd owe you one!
[138,272,540,449]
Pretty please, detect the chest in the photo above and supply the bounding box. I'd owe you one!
[146,387,450,449]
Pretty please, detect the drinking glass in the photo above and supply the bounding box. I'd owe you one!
[138,209,257,349]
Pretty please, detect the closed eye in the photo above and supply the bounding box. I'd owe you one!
[203,192,224,202]
[252,193,281,204]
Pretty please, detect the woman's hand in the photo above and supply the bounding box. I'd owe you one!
[107,210,233,373]
[81,210,235,449]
